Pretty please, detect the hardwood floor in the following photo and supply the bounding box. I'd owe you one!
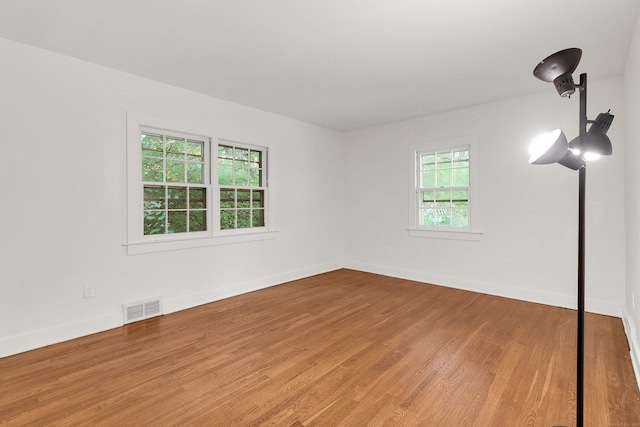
[1,269,639,426]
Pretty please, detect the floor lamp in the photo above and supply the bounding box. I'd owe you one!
[528,48,614,427]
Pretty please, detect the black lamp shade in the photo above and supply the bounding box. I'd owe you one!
[533,48,582,97]
[558,150,586,170]
[588,112,614,135]
[568,111,614,156]
[569,134,613,156]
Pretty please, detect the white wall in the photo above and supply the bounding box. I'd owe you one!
[0,33,634,361]
[343,78,626,316]
[624,10,640,383]
[0,38,345,357]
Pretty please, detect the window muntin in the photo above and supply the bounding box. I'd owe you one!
[141,130,209,236]
[218,143,267,230]
[417,146,470,229]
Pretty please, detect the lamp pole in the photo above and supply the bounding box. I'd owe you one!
[576,72,587,427]
[531,48,613,427]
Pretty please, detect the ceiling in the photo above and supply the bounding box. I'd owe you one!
[0,0,638,132]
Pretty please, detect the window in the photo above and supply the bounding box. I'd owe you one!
[126,113,273,254]
[141,130,209,236]
[417,147,470,229]
[408,136,480,240]
[218,142,267,230]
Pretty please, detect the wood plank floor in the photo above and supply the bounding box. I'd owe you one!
[1,269,639,426]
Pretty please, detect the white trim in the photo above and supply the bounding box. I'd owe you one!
[0,312,123,359]
[124,229,277,255]
[126,111,273,253]
[164,261,343,314]
[0,261,343,358]
[407,229,482,241]
[622,306,640,391]
[408,136,481,238]
[344,260,622,317]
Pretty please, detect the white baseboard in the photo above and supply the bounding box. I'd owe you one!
[622,306,640,390]
[0,261,343,359]
[2,261,626,361]
[163,261,343,314]
[344,261,622,317]
[0,312,122,359]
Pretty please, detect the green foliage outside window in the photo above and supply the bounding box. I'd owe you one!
[419,148,470,228]
[141,132,207,235]
[218,144,266,230]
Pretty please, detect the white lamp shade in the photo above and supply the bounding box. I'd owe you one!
[529,129,568,164]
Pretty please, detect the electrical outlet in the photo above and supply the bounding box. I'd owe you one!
[84,284,95,299]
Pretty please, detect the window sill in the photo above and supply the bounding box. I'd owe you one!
[407,228,482,241]
[124,230,277,255]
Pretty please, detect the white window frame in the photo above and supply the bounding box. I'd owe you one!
[408,136,481,241]
[139,127,212,239]
[215,140,269,234]
[125,112,275,254]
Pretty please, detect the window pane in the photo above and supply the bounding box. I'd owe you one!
[436,151,452,169]
[252,209,265,227]
[435,208,451,226]
[187,162,203,184]
[421,171,435,188]
[452,190,468,203]
[452,208,469,227]
[237,190,250,208]
[235,167,249,186]
[422,191,435,202]
[218,165,233,185]
[189,188,206,209]
[220,189,235,208]
[435,190,451,204]
[144,210,166,235]
[142,148,163,158]
[422,208,436,226]
[453,149,470,167]
[143,186,165,209]
[235,147,249,161]
[218,157,233,166]
[166,138,185,159]
[141,133,163,151]
[250,150,262,167]
[249,169,261,187]
[187,140,203,156]
[167,211,187,233]
[421,154,436,170]
[142,158,163,182]
[219,145,233,158]
[189,210,206,232]
[422,190,435,205]
[168,187,187,209]
[452,168,469,186]
[166,161,185,183]
[436,169,451,187]
[421,201,433,209]
[237,210,251,228]
[220,210,235,229]
[252,190,264,208]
